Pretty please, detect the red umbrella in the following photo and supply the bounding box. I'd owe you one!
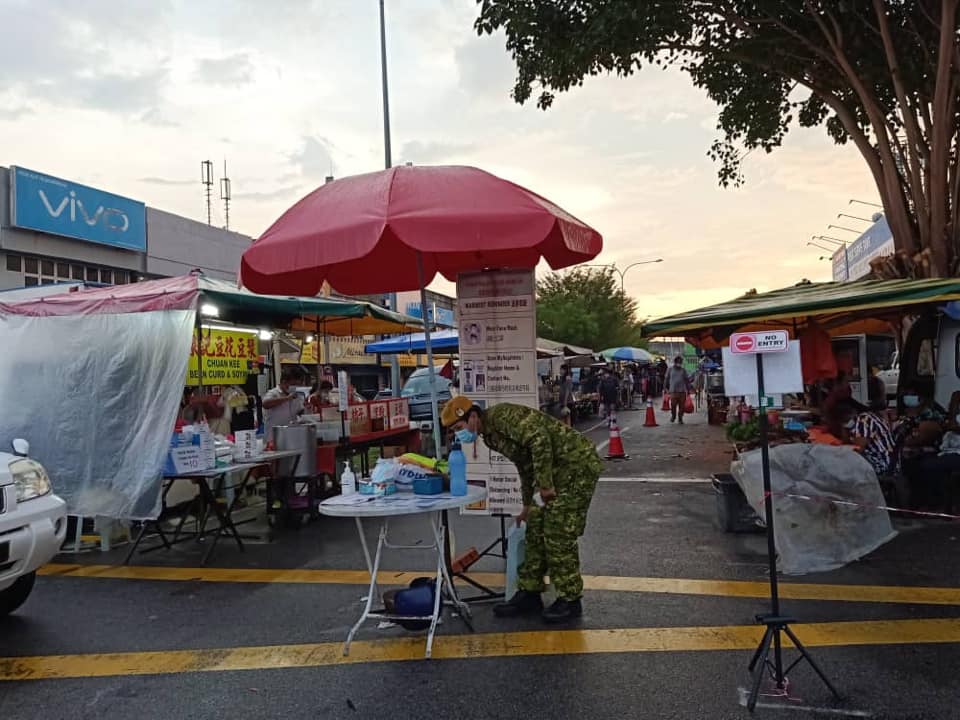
[239,165,602,296]
[240,165,603,451]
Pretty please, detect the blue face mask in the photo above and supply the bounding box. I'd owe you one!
[455,428,477,444]
[903,395,920,408]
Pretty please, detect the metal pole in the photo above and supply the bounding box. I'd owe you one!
[417,253,443,456]
[379,0,401,396]
[756,354,784,686]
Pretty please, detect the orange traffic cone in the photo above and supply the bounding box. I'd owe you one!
[605,421,629,460]
[644,398,659,427]
[661,392,671,411]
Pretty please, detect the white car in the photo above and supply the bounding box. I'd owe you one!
[0,440,67,617]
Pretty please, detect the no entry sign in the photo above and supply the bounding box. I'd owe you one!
[730,330,789,354]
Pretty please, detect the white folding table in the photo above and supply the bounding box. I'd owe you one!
[319,485,487,658]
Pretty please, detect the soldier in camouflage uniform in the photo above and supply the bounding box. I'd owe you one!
[441,395,601,623]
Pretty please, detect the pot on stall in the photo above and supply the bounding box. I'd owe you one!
[272,424,317,478]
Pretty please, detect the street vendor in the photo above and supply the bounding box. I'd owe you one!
[262,368,305,437]
[440,396,601,623]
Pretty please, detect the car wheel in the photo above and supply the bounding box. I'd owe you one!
[0,571,37,617]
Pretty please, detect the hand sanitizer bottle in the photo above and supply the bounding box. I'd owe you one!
[341,462,356,495]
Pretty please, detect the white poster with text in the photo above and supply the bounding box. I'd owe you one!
[456,270,538,516]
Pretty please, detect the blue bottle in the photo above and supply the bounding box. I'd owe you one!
[448,442,467,496]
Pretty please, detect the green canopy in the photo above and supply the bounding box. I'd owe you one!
[642,278,960,340]
[198,277,422,336]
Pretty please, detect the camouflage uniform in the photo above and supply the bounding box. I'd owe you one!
[481,403,602,600]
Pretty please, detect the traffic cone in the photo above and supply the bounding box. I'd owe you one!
[644,398,659,427]
[605,421,629,460]
[661,392,671,411]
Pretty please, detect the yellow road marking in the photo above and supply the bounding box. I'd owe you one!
[39,563,960,606]
[3,618,960,682]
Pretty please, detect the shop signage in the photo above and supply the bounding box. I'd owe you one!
[9,166,146,252]
[832,216,894,282]
[730,331,789,354]
[404,301,456,327]
[292,336,377,365]
[187,329,259,386]
[457,269,538,516]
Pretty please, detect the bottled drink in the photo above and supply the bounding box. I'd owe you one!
[448,442,467,496]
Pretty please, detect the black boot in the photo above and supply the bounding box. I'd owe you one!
[541,597,583,624]
[493,590,543,618]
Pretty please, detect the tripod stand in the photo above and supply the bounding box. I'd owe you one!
[746,353,840,712]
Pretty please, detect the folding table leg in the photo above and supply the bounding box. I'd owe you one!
[344,518,387,656]
[200,479,244,565]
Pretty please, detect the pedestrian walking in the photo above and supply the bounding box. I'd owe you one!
[441,395,601,622]
[559,364,575,427]
[665,356,692,424]
[599,368,619,426]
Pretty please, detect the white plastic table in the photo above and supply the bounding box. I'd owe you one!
[319,485,487,658]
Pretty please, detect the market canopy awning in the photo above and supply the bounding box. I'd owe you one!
[642,278,960,345]
[0,274,423,336]
[365,329,459,354]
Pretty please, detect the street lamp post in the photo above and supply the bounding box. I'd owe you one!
[583,258,664,293]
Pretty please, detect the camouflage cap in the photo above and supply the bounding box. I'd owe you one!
[440,395,474,427]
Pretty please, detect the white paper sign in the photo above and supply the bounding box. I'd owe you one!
[337,370,349,412]
[457,269,538,516]
[722,341,804,397]
[170,446,203,475]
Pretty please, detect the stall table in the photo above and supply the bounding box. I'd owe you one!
[125,450,302,565]
[319,485,486,658]
[327,426,420,477]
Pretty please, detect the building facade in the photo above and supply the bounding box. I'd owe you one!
[0,165,252,291]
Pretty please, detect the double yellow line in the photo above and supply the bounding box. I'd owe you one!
[39,563,960,606]
[5,619,960,682]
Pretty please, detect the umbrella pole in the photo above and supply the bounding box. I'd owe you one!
[417,253,443,457]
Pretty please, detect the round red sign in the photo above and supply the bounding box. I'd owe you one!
[734,335,755,352]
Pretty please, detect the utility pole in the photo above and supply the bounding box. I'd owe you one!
[201,160,214,226]
[220,160,232,230]
[380,0,401,395]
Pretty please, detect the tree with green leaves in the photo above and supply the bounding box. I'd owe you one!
[537,267,643,350]
[476,1,960,277]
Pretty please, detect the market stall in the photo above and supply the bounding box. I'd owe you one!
[0,274,422,523]
[643,277,960,573]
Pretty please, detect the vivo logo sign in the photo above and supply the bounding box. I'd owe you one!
[9,166,146,251]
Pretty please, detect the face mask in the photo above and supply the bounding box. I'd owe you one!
[903,395,920,408]
[455,428,477,445]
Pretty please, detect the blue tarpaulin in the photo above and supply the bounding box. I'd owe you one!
[365,329,459,354]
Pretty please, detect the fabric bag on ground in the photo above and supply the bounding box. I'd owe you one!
[505,522,526,598]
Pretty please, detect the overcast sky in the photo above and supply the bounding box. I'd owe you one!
[0,0,878,320]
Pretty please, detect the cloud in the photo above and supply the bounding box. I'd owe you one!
[664,111,689,122]
[234,185,303,202]
[139,177,195,186]
[288,136,335,179]
[399,140,476,164]
[0,106,33,120]
[139,107,179,127]
[453,33,520,102]
[194,53,255,87]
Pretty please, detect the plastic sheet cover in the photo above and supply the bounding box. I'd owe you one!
[0,310,195,520]
[732,444,896,575]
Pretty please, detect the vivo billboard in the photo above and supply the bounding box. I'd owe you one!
[9,166,146,252]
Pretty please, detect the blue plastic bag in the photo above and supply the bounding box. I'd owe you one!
[505,522,526,599]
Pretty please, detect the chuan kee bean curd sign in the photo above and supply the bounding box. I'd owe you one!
[187,329,259,386]
[456,270,538,516]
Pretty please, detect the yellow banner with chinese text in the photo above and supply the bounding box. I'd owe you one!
[187,329,259,386]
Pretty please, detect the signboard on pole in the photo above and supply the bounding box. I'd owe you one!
[729,330,789,354]
[456,269,538,516]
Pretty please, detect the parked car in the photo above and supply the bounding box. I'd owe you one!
[401,368,452,423]
[877,350,900,398]
[0,439,67,617]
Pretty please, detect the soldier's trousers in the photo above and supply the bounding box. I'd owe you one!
[517,477,598,600]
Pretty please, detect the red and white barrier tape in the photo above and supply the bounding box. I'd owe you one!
[759,490,960,521]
